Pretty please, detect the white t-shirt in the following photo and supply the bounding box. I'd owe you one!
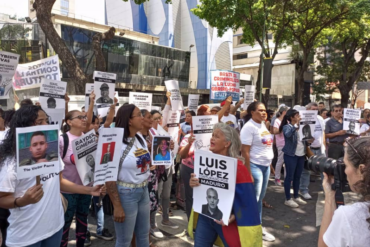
[240,119,274,166]
[324,202,370,247]
[118,134,151,184]
[360,123,370,136]
[0,159,64,247]
[221,114,239,129]
[295,132,305,156]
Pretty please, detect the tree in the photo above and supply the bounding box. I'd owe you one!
[191,0,293,106]
[316,16,370,107]
[33,0,115,94]
[0,24,32,63]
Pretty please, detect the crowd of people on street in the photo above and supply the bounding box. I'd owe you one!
[0,94,369,247]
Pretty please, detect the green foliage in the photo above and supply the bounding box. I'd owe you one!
[0,24,31,63]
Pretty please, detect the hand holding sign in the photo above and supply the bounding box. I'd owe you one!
[65,93,70,103]
[90,184,106,197]
[19,184,44,206]
[215,214,235,226]
[89,90,96,102]
[190,173,200,187]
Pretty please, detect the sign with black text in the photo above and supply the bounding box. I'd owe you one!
[129,92,152,111]
[243,85,255,110]
[343,108,361,135]
[192,115,218,150]
[188,94,200,114]
[165,80,184,110]
[39,78,66,109]
[0,51,19,99]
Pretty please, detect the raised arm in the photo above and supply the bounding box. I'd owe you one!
[218,96,233,122]
[84,91,95,133]
[161,91,171,127]
[230,98,244,115]
[104,97,118,128]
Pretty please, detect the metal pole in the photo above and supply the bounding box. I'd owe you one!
[259,15,266,102]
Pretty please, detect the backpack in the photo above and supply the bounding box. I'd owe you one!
[61,133,69,159]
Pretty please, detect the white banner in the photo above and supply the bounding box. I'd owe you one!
[72,129,98,186]
[151,136,172,166]
[93,128,124,186]
[193,150,237,225]
[129,92,152,111]
[0,51,19,99]
[192,115,218,150]
[85,83,94,110]
[16,125,60,179]
[188,94,200,114]
[165,80,184,110]
[343,108,361,135]
[298,110,318,141]
[39,78,66,109]
[243,85,255,110]
[210,70,240,102]
[13,55,61,90]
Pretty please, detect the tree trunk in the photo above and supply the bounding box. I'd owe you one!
[295,50,310,106]
[339,88,350,108]
[255,60,271,107]
[92,27,116,72]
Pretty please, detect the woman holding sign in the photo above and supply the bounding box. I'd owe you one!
[0,105,104,247]
[189,123,262,247]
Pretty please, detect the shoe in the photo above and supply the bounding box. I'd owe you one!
[150,228,164,238]
[161,220,179,229]
[262,227,275,242]
[96,228,114,241]
[294,197,307,205]
[274,179,282,186]
[84,231,91,246]
[285,199,299,208]
[300,192,312,200]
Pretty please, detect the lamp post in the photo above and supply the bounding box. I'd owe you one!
[259,15,266,102]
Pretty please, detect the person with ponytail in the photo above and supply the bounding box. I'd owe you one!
[279,109,310,208]
[240,101,275,242]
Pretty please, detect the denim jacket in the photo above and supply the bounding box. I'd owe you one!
[282,124,307,156]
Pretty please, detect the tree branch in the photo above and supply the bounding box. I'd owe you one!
[92,27,116,72]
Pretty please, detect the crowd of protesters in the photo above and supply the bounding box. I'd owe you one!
[0,94,369,247]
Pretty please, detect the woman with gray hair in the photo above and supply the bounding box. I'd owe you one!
[189,123,261,246]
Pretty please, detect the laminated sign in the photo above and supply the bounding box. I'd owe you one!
[0,51,19,99]
[298,110,318,141]
[343,108,361,135]
[192,115,218,151]
[210,70,240,102]
[193,150,237,225]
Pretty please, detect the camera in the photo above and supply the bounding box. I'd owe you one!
[305,155,350,192]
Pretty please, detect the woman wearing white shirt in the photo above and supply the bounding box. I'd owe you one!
[106,104,151,247]
[319,137,370,247]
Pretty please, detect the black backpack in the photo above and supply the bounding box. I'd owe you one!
[61,133,69,159]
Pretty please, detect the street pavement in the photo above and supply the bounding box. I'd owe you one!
[68,174,358,247]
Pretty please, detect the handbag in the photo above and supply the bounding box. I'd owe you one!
[60,193,68,213]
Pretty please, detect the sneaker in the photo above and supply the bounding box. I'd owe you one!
[96,228,114,241]
[274,179,282,186]
[161,220,179,229]
[285,199,299,208]
[262,227,275,242]
[84,231,91,246]
[150,228,164,238]
[300,192,312,200]
[294,197,307,205]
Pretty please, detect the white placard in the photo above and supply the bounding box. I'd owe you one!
[0,51,19,99]
[298,110,317,141]
[210,70,240,102]
[44,108,64,129]
[243,85,255,110]
[129,92,152,111]
[16,125,60,179]
[72,129,98,185]
[13,55,61,90]
[343,108,361,135]
[166,110,181,158]
[188,94,200,114]
[94,71,116,105]
[165,80,184,110]
[193,150,237,225]
[85,83,94,110]
[151,136,172,166]
[192,115,219,150]
[93,128,124,186]
[39,78,66,109]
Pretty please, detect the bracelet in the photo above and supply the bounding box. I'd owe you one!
[14,197,21,208]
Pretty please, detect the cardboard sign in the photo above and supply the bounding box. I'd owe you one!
[39,78,66,109]
[13,55,61,90]
[192,115,219,150]
[16,125,60,179]
[129,92,152,111]
[210,70,240,101]
[165,80,184,110]
[193,150,237,225]
[298,110,318,141]
[343,108,361,135]
[188,94,200,114]
[0,51,19,99]
[243,85,255,110]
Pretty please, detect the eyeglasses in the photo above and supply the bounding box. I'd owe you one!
[334,110,343,113]
[131,114,143,119]
[345,138,364,161]
[153,117,162,121]
[71,115,87,120]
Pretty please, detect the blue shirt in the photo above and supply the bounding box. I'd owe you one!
[155,151,171,161]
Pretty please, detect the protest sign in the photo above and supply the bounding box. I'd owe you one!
[44,108,64,128]
[298,110,318,141]
[93,128,123,186]
[193,150,237,224]
[343,108,361,135]
[129,92,152,111]
[0,51,19,99]
[13,55,61,90]
[94,71,116,105]
[192,115,218,150]
[166,110,181,158]
[16,125,60,179]
[243,85,255,110]
[151,136,172,166]
[85,83,94,110]
[210,70,240,102]
[39,78,66,109]
[188,94,200,114]
[165,80,184,110]
[72,129,98,185]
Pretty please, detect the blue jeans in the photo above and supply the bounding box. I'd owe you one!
[300,148,323,194]
[93,196,104,235]
[284,154,305,200]
[114,185,150,247]
[26,228,63,247]
[250,163,270,223]
[194,214,229,247]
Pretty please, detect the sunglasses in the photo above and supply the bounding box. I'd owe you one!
[71,115,87,120]
[345,138,364,161]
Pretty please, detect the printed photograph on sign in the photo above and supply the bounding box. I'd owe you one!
[0,51,20,99]
[94,71,116,105]
[343,108,361,135]
[99,142,116,165]
[193,150,237,224]
[151,136,172,166]
[16,125,60,179]
[298,110,317,141]
[39,78,67,109]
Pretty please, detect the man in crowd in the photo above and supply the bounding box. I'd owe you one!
[220,98,244,132]
[201,188,223,220]
[320,108,328,120]
[325,104,347,159]
[318,102,325,112]
[300,102,325,200]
